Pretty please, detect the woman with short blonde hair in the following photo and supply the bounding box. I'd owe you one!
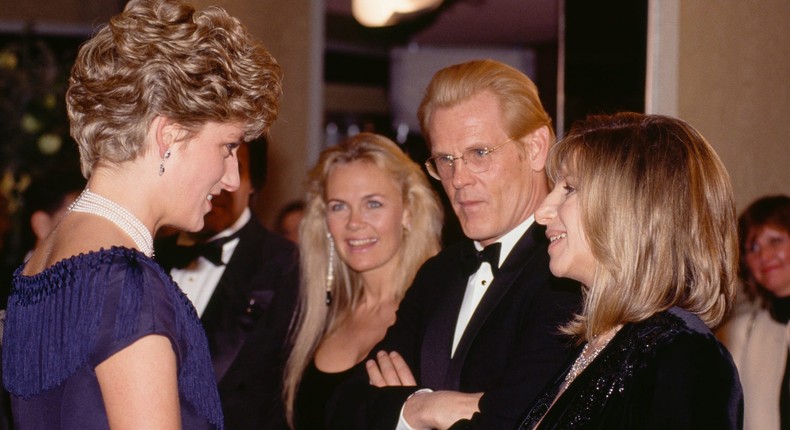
[2,0,282,428]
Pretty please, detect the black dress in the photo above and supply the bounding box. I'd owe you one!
[518,307,743,429]
[295,360,364,430]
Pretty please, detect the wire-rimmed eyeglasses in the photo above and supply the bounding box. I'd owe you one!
[424,137,515,180]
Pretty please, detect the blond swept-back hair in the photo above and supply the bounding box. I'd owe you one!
[547,113,738,343]
[417,58,555,151]
[66,0,283,178]
[283,133,443,427]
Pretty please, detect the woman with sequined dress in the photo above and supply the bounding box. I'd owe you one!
[1,0,282,428]
[282,133,443,430]
[517,113,743,429]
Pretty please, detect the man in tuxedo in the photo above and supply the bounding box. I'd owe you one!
[156,136,299,429]
[329,59,581,429]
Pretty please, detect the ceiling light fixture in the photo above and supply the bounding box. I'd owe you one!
[351,0,444,27]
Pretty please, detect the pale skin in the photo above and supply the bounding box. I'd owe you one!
[29,190,80,250]
[95,335,181,429]
[367,351,482,429]
[23,116,241,428]
[366,91,550,429]
[314,294,400,372]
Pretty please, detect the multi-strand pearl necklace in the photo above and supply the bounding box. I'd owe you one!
[68,188,154,257]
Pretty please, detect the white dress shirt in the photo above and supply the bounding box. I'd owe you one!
[169,208,250,316]
[451,216,533,356]
[396,216,535,430]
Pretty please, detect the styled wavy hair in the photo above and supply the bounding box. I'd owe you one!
[283,133,443,427]
[417,59,554,153]
[546,113,738,342]
[737,194,790,304]
[66,0,283,177]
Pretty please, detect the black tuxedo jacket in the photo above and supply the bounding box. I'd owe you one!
[156,217,299,430]
[328,223,581,429]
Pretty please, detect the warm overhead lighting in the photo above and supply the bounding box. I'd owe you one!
[352,0,443,27]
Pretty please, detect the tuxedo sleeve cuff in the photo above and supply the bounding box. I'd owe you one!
[396,389,434,430]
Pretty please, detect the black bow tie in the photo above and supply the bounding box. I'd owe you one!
[461,242,502,277]
[170,233,240,269]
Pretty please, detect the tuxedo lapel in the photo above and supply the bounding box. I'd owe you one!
[419,243,475,390]
[443,224,547,389]
[201,220,268,381]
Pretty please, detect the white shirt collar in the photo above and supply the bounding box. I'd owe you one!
[473,215,535,268]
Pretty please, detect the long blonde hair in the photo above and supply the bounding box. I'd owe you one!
[283,133,443,427]
[546,113,738,343]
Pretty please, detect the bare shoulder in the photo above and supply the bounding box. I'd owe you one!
[24,212,137,275]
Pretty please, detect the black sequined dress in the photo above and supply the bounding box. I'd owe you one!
[518,307,743,429]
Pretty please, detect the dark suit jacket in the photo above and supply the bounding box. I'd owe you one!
[328,223,581,429]
[156,217,299,430]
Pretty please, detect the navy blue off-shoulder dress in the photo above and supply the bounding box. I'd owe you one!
[2,247,224,429]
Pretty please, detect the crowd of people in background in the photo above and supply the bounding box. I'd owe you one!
[0,0,785,429]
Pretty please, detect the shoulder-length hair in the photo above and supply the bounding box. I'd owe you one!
[547,112,738,342]
[283,132,443,426]
[67,0,282,178]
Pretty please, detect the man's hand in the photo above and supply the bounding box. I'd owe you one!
[367,351,483,429]
[367,350,417,387]
[404,391,483,430]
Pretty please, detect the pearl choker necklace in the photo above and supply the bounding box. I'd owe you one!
[68,188,154,257]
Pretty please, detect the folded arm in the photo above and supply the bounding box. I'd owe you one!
[367,349,482,430]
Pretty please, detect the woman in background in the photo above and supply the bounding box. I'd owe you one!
[718,194,790,430]
[518,112,742,429]
[283,133,443,430]
[1,0,282,428]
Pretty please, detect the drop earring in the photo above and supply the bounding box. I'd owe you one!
[326,233,335,306]
[159,149,171,176]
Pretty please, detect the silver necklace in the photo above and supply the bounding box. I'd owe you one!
[68,188,154,257]
[562,326,620,389]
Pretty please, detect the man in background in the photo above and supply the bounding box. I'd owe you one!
[156,136,299,429]
[273,199,304,244]
[18,166,85,262]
